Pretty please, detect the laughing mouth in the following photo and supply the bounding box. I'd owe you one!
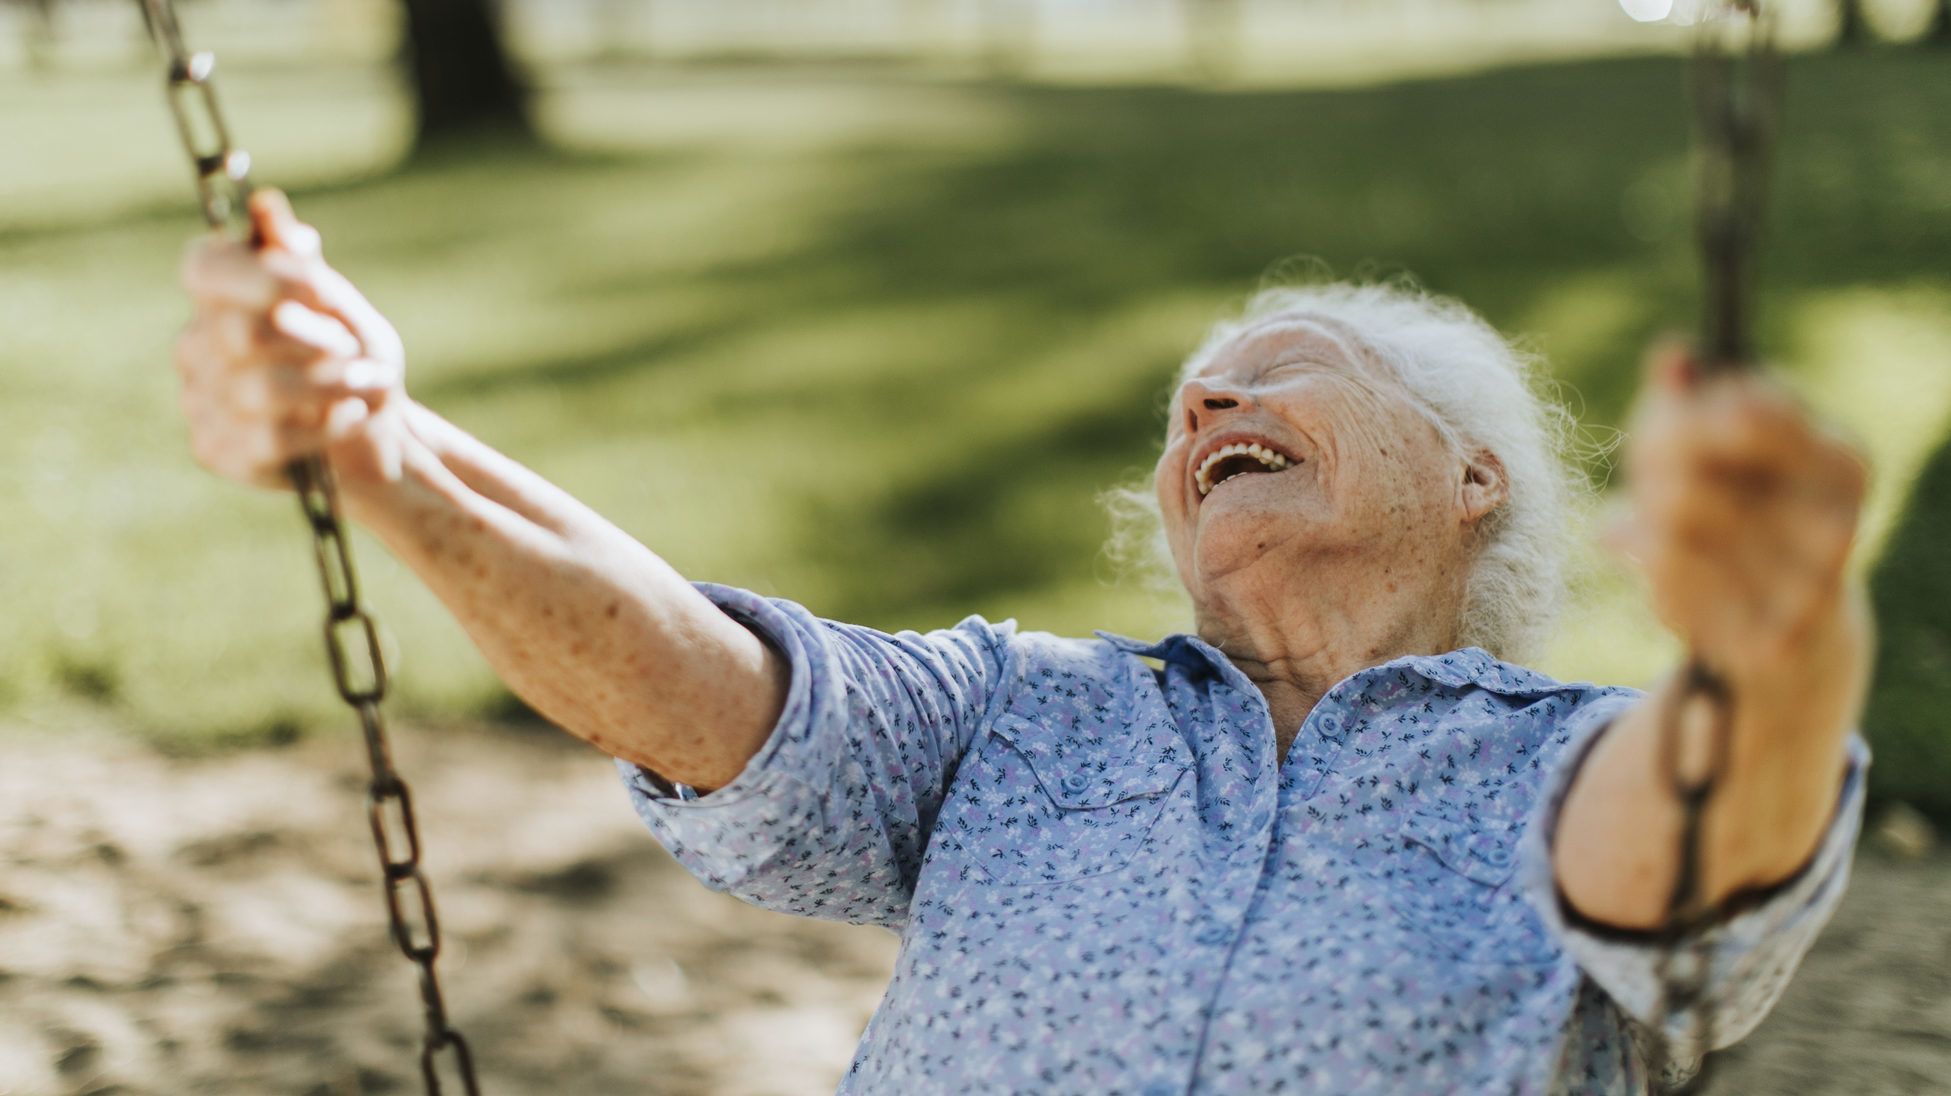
[1194,441,1295,497]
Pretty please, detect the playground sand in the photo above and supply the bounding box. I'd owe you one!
[2,723,1946,1095]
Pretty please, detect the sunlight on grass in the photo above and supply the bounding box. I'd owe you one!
[1790,284,1951,563]
[541,67,1026,157]
[0,66,407,234]
[1545,546,1680,691]
[1515,268,1667,391]
[1539,284,1951,691]
[4,51,1946,746]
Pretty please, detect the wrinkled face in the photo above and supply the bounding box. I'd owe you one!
[1156,318,1475,603]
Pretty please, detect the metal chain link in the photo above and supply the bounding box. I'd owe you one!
[1693,0,1781,371]
[1648,3,1781,1091]
[136,3,479,1090]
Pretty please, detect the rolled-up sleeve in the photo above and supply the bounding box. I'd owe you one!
[1517,692,1870,1074]
[617,583,1014,930]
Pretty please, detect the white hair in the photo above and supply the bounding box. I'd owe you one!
[1106,279,1589,664]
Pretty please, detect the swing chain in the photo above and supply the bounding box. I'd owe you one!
[141,0,251,234]
[298,464,480,1093]
[1646,3,1781,1091]
[1693,0,1782,373]
[136,3,479,1091]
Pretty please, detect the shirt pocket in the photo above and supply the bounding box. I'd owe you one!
[946,713,1188,886]
[1383,804,1557,967]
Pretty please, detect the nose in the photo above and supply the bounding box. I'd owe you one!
[1180,377,1249,436]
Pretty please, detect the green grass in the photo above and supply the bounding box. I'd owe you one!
[1867,430,1951,819]
[2,52,1948,783]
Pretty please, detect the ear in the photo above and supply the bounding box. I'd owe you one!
[1459,448,1509,526]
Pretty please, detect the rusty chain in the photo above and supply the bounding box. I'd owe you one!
[1646,2,1781,1092]
[1693,0,1781,371]
[135,2,479,1090]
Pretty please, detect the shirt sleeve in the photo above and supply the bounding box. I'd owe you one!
[1515,690,1870,1078]
[616,582,1015,931]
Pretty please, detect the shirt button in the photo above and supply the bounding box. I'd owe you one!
[1061,773,1091,794]
[1195,926,1230,947]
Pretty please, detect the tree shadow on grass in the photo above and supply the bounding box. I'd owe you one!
[50,49,1950,743]
[1866,426,1951,821]
[803,361,1174,624]
[666,52,1951,623]
[396,52,1949,631]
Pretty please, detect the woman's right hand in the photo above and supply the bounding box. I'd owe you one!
[176,189,407,491]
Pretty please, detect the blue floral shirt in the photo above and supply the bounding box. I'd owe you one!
[620,585,1867,1095]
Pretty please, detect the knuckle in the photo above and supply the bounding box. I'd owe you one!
[310,356,356,393]
[269,297,313,330]
[289,223,324,257]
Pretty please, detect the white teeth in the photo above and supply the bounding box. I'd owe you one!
[1194,441,1295,497]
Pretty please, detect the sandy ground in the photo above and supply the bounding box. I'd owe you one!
[2,723,1947,1096]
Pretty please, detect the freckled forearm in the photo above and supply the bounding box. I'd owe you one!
[336,401,783,789]
[1553,595,1867,931]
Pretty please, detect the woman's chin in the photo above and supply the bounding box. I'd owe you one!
[1192,525,1289,585]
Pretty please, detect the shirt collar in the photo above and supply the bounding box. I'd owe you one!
[1093,630,1566,697]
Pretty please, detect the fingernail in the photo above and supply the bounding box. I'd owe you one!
[342,361,384,390]
[325,396,370,437]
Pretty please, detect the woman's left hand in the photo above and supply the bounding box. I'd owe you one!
[1610,343,1871,693]
[1555,344,1873,929]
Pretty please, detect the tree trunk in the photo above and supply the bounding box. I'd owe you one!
[593,0,646,62]
[1834,0,1871,47]
[901,0,939,55]
[1185,0,1243,83]
[397,0,533,150]
[980,0,1034,77]
[24,0,57,71]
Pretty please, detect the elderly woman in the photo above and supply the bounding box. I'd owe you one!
[176,193,1870,1095]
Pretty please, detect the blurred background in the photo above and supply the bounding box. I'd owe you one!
[0,0,1946,1092]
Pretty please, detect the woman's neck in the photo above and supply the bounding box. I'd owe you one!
[1193,565,1463,759]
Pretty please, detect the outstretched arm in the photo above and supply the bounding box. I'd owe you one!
[1552,345,1871,931]
[176,190,783,790]
[339,402,787,789]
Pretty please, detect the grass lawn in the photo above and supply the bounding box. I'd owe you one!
[2,50,1947,800]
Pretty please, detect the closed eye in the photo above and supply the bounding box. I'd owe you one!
[1253,359,1320,384]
